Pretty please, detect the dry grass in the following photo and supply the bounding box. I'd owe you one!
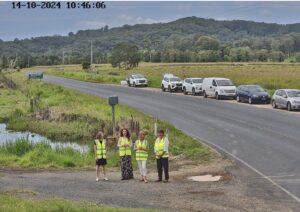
[44,63,300,93]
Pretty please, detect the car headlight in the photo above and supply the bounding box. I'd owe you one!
[252,94,258,98]
[220,89,224,93]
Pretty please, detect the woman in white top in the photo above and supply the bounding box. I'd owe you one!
[134,130,149,183]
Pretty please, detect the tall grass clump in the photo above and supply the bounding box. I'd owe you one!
[0,139,94,169]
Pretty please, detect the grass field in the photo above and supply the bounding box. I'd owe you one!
[45,63,300,94]
[0,71,210,169]
[0,193,156,212]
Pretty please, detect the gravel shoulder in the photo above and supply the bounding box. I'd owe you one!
[1,155,299,211]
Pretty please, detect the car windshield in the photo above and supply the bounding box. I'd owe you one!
[133,74,144,79]
[287,90,300,97]
[170,77,181,82]
[248,86,264,92]
[216,80,233,86]
[192,78,203,83]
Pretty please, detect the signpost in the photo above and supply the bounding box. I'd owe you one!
[108,96,118,134]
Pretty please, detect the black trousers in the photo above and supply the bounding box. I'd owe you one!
[156,158,169,180]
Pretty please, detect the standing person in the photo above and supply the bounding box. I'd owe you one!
[94,132,108,182]
[134,130,149,183]
[118,128,134,180]
[154,129,169,183]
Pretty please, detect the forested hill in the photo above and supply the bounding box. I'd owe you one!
[1,16,300,67]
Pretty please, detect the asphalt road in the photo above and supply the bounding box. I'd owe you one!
[45,75,300,204]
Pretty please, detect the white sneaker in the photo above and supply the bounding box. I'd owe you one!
[104,177,108,181]
[96,178,99,182]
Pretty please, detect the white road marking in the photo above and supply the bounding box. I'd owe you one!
[191,134,300,203]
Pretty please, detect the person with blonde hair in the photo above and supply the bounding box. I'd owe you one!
[134,130,149,183]
[94,132,108,181]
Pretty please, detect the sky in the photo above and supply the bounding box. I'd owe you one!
[1,1,300,41]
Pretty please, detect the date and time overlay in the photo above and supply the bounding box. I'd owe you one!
[11,1,106,9]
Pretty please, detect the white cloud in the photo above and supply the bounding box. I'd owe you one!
[117,15,159,24]
[77,20,108,29]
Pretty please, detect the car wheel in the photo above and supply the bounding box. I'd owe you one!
[133,82,136,87]
[128,82,131,87]
[248,97,252,104]
[215,92,219,100]
[192,88,196,96]
[168,85,172,92]
[237,95,241,102]
[203,91,207,98]
[183,87,187,95]
[161,85,165,92]
[272,100,277,108]
[287,102,293,111]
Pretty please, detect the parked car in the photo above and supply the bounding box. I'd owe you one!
[272,89,300,111]
[202,77,236,100]
[161,74,183,92]
[127,74,148,87]
[236,85,270,104]
[183,78,203,95]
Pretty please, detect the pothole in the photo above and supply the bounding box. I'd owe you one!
[187,174,222,182]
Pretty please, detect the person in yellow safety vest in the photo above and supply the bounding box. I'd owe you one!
[117,128,134,180]
[134,130,149,183]
[154,129,169,183]
[94,132,108,182]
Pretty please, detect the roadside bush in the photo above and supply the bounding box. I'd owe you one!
[3,139,34,156]
[295,53,300,62]
[82,61,91,70]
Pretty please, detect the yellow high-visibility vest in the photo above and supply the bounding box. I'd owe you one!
[95,139,106,159]
[119,137,132,156]
[155,137,169,159]
[135,140,148,161]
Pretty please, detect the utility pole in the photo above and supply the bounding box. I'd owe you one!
[62,49,65,65]
[90,40,93,66]
[27,56,30,68]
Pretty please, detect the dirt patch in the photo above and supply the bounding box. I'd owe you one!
[0,157,299,211]
[187,190,224,196]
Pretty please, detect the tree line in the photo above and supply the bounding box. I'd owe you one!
[2,17,300,69]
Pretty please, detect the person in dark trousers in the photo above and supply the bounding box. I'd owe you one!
[154,129,169,183]
[94,132,108,182]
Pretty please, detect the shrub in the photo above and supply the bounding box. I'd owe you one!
[82,62,91,70]
[3,139,34,156]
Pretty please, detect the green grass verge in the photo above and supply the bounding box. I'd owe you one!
[0,71,211,169]
[44,63,300,94]
[0,139,93,169]
[0,194,156,212]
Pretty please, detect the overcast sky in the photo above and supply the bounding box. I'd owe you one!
[1,1,300,41]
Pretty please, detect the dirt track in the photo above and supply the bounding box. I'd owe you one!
[1,157,299,211]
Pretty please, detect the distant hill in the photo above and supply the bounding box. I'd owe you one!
[1,16,300,66]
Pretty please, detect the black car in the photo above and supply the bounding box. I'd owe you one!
[236,85,270,104]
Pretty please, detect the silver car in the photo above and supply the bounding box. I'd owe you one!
[272,89,300,111]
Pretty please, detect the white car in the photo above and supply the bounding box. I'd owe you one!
[127,74,148,87]
[161,74,183,92]
[202,77,236,100]
[183,78,203,95]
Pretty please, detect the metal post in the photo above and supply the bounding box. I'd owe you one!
[90,40,93,66]
[112,105,115,134]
